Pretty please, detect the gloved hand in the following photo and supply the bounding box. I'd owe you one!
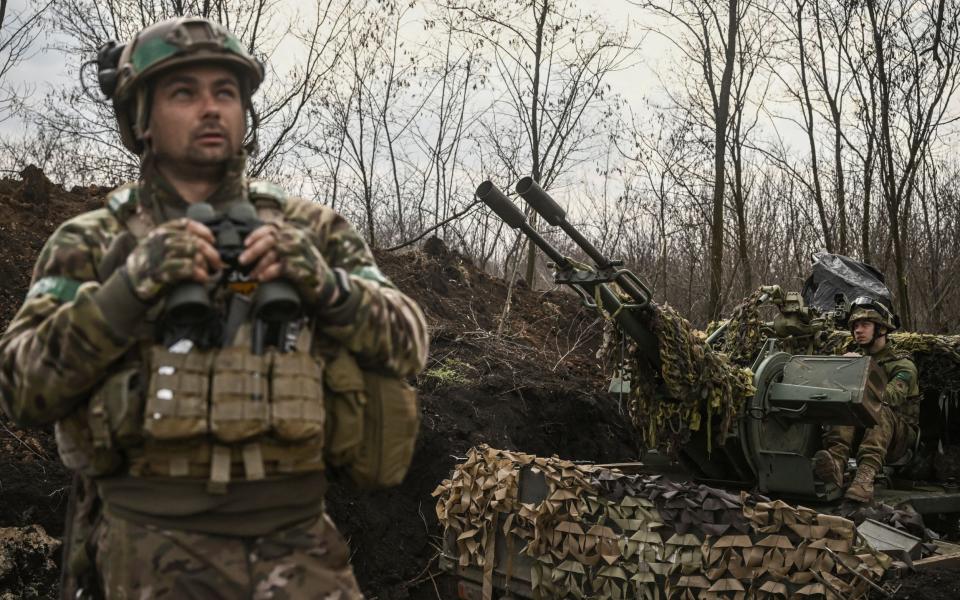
[122,218,223,303]
[240,222,340,308]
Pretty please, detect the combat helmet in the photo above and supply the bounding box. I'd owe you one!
[848,296,899,334]
[96,17,265,155]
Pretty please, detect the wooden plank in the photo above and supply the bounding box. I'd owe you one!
[913,551,960,570]
[934,540,960,555]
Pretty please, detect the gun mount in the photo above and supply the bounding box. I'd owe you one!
[476,177,960,502]
[436,178,960,600]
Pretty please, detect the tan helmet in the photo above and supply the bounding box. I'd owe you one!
[848,296,898,333]
[98,17,265,154]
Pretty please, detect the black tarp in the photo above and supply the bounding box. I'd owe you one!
[801,252,893,313]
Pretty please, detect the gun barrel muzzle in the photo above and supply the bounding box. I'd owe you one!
[516,177,565,226]
[476,181,527,229]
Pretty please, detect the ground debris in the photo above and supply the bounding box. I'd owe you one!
[0,524,60,599]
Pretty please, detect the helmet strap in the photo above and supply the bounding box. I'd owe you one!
[133,86,151,152]
[866,325,888,351]
[245,102,260,156]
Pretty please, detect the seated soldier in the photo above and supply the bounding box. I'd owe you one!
[812,297,921,503]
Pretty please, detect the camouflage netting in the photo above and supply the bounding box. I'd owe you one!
[713,288,772,366]
[615,303,755,453]
[435,446,890,600]
[617,287,960,455]
[714,289,853,366]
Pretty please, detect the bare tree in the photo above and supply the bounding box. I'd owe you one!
[0,0,51,124]
[837,3,880,263]
[780,0,831,251]
[444,0,632,286]
[399,5,478,248]
[726,6,772,293]
[636,0,751,320]
[617,90,723,319]
[311,1,411,248]
[862,0,960,329]
[809,0,854,255]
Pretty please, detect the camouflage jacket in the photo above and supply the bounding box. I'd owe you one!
[0,156,428,428]
[871,343,921,424]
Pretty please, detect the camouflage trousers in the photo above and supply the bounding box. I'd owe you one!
[822,403,917,470]
[94,512,364,600]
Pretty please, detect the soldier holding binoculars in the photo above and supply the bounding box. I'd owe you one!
[0,17,427,599]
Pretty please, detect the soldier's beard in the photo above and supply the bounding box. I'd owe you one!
[151,138,236,177]
[184,147,233,169]
[185,130,238,165]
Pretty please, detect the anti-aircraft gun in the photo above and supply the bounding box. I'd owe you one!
[437,179,960,600]
[476,178,960,508]
[478,178,883,501]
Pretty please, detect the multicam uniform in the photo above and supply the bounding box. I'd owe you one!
[0,156,428,598]
[821,344,920,472]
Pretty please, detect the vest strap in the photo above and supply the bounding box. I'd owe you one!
[207,444,232,494]
[242,442,266,481]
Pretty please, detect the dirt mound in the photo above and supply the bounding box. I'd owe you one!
[332,240,639,598]
[0,171,637,598]
[0,167,104,327]
[0,525,61,599]
[0,424,68,543]
[0,169,101,596]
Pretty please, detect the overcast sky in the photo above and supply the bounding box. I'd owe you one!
[0,0,682,140]
[10,0,958,164]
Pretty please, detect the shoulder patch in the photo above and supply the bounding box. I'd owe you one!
[248,180,287,207]
[895,371,913,383]
[27,276,81,302]
[351,265,394,287]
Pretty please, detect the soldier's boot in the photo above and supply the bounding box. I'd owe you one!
[844,463,879,503]
[813,449,844,488]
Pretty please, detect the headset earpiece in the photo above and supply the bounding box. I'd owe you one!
[96,40,126,98]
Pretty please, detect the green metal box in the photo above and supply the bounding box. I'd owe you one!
[768,355,885,428]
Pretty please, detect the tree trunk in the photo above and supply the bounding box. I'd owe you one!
[861,135,874,264]
[867,0,911,328]
[707,0,740,320]
[796,0,832,252]
[833,110,847,254]
[524,0,549,288]
[730,104,752,292]
[812,1,849,254]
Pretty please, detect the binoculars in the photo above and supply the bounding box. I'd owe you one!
[163,202,301,328]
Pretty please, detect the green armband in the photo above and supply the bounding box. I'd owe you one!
[352,265,394,288]
[26,276,81,302]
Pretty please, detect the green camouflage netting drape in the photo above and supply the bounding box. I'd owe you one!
[613,303,755,453]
